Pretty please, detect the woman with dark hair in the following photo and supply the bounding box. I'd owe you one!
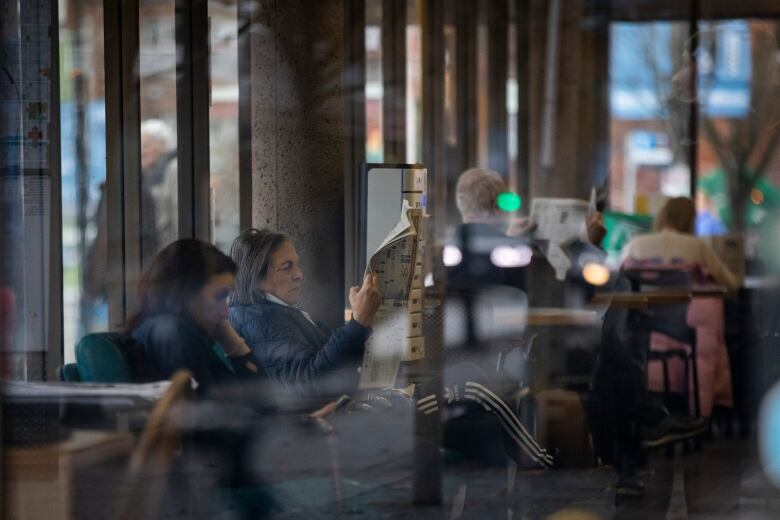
[129,238,260,390]
[229,228,381,399]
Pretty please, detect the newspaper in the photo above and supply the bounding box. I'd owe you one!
[359,308,409,388]
[359,201,423,388]
[365,199,420,302]
[530,197,590,280]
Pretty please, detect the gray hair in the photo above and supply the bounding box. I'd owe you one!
[140,118,175,150]
[455,167,508,222]
[229,228,291,305]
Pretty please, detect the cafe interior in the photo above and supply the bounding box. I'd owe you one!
[6,0,780,518]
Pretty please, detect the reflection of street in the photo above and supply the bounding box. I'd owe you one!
[609,19,780,236]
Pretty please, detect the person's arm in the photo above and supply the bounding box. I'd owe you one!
[698,240,740,293]
[586,212,607,247]
[245,274,381,397]
[213,319,259,374]
[260,317,372,397]
[145,316,224,388]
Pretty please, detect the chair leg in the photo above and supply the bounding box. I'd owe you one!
[690,341,701,419]
[683,354,690,418]
[662,357,671,409]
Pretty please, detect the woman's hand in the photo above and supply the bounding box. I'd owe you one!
[506,217,537,237]
[586,212,607,246]
[214,319,252,357]
[349,273,382,327]
[309,400,339,419]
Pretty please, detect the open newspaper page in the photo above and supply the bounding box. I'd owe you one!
[530,197,590,280]
[360,201,420,388]
[365,199,419,301]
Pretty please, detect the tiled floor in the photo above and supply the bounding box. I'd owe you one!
[301,439,780,519]
[73,437,780,518]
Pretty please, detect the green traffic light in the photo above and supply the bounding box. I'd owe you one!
[497,192,521,212]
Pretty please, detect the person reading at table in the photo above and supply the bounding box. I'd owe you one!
[619,195,736,421]
[450,167,607,305]
[128,239,261,391]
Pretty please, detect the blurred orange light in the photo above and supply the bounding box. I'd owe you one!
[752,188,765,205]
[582,263,610,286]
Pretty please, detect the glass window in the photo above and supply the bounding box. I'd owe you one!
[406,0,422,164]
[208,0,241,253]
[696,20,780,239]
[609,22,692,216]
[139,0,179,263]
[59,0,107,363]
[365,0,383,162]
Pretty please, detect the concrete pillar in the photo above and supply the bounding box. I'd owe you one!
[250,0,346,326]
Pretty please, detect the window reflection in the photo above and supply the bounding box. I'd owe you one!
[609,22,692,216]
[59,0,107,363]
[366,0,383,163]
[697,21,780,241]
[209,0,241,253]
[139,0,178,262]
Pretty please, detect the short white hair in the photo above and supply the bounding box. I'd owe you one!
[140,119,174,150]
[455,168,507,222]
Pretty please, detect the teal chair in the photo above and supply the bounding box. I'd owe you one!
[60,332,232,383]
[58,363,82,382]
[73,332,136,383]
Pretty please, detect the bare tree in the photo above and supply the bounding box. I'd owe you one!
[635,21,780,231]
[697,22,780,231]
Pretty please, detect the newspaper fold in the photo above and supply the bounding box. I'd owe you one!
[365,199,420,302]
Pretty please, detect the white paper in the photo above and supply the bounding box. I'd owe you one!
[366,200,420,301]
[530,197,590,280]
[359,308,408,388]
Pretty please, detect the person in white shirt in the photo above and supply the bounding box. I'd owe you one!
[621,196,739,292]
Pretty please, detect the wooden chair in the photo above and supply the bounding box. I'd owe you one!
[115,370,194,520]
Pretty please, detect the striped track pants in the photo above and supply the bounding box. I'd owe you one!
[417,380,554,468]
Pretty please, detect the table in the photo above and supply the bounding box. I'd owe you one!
[525,307,599,327]
[5,430,135,519]
[348,307,599,328]
[590,287,728,308]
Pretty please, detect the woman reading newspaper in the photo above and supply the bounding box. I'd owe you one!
[229,218,555,469]
[229,228,382,400]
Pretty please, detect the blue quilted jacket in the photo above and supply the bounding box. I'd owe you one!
[229,300,371,399]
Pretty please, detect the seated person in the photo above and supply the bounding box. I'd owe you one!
[128,238,260,392]
[450,167,607,306]
[620,196,737,418]
[449,168,560,306]
[228,228,382,399]
[621,196,739,292]
[229,229,556,468]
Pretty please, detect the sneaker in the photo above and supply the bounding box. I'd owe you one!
[639,415,707,449]
[615,474,645,499]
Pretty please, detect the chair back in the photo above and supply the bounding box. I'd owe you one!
[57,363,81,382]
[75,333,135,382]
[115,370,194,520]
[621,266,695,344]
